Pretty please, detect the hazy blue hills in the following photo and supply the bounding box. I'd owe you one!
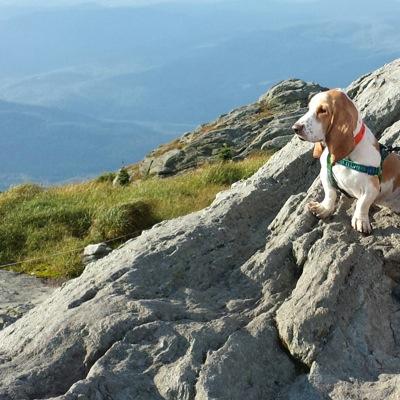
[2,8,399,122]
[0,100,177,190]
[2,22,398,125]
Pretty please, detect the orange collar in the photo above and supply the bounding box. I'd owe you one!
[354,122,366,145]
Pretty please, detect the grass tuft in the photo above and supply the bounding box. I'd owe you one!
[201,162,243,185]
[90,201,158,241]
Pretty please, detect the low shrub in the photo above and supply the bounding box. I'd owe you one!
[95,172,116,183]
[90,201,158,241]
[217,144,233,161]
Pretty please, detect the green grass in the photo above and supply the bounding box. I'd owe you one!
[0,154,270,279]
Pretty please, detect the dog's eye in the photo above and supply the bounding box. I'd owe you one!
[317,105,327,115]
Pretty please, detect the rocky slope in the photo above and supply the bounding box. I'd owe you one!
[139,79,327,176]
[0,59,400,400]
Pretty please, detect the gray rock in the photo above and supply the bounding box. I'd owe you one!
[241,108,305,156]
[1,60,400,400]
[258,78,324,107]
[195,315,297,400]
[140,148,184,177]
[380,119,400,146]
[261,134,294,151]
[274,192,400,399]
[82,243,112,266]
[347,58,400,136]
[0,270,54,331]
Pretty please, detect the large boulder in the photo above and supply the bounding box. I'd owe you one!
[0,59,400,400]
[258,78,324,106]
[347,59,400,136]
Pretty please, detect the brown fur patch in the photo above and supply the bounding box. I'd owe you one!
[318,90,358,164]
[382,153,400,191]
[313,142,325,159]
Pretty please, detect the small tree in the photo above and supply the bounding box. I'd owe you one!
[114,167,130,186]
[218,143,233,161]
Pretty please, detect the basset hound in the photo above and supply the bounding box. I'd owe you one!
[292,89,400,234]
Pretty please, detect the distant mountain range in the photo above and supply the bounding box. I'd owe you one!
[0,100,178,190]
[1,20,399,125]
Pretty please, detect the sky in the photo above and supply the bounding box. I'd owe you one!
[0,0,220,9]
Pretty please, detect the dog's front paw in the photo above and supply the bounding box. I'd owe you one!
[307,201,333,219]
[351,215,372,234]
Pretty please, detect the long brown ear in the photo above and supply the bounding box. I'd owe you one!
[325,91,358,163]
[313,142,324,159]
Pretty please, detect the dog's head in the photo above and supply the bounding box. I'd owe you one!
[292,89,358,163]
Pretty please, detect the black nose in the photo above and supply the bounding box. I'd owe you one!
[292,123,304,135]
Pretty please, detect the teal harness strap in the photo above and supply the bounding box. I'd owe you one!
[336,158,381,176]
[327,144,391,198]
